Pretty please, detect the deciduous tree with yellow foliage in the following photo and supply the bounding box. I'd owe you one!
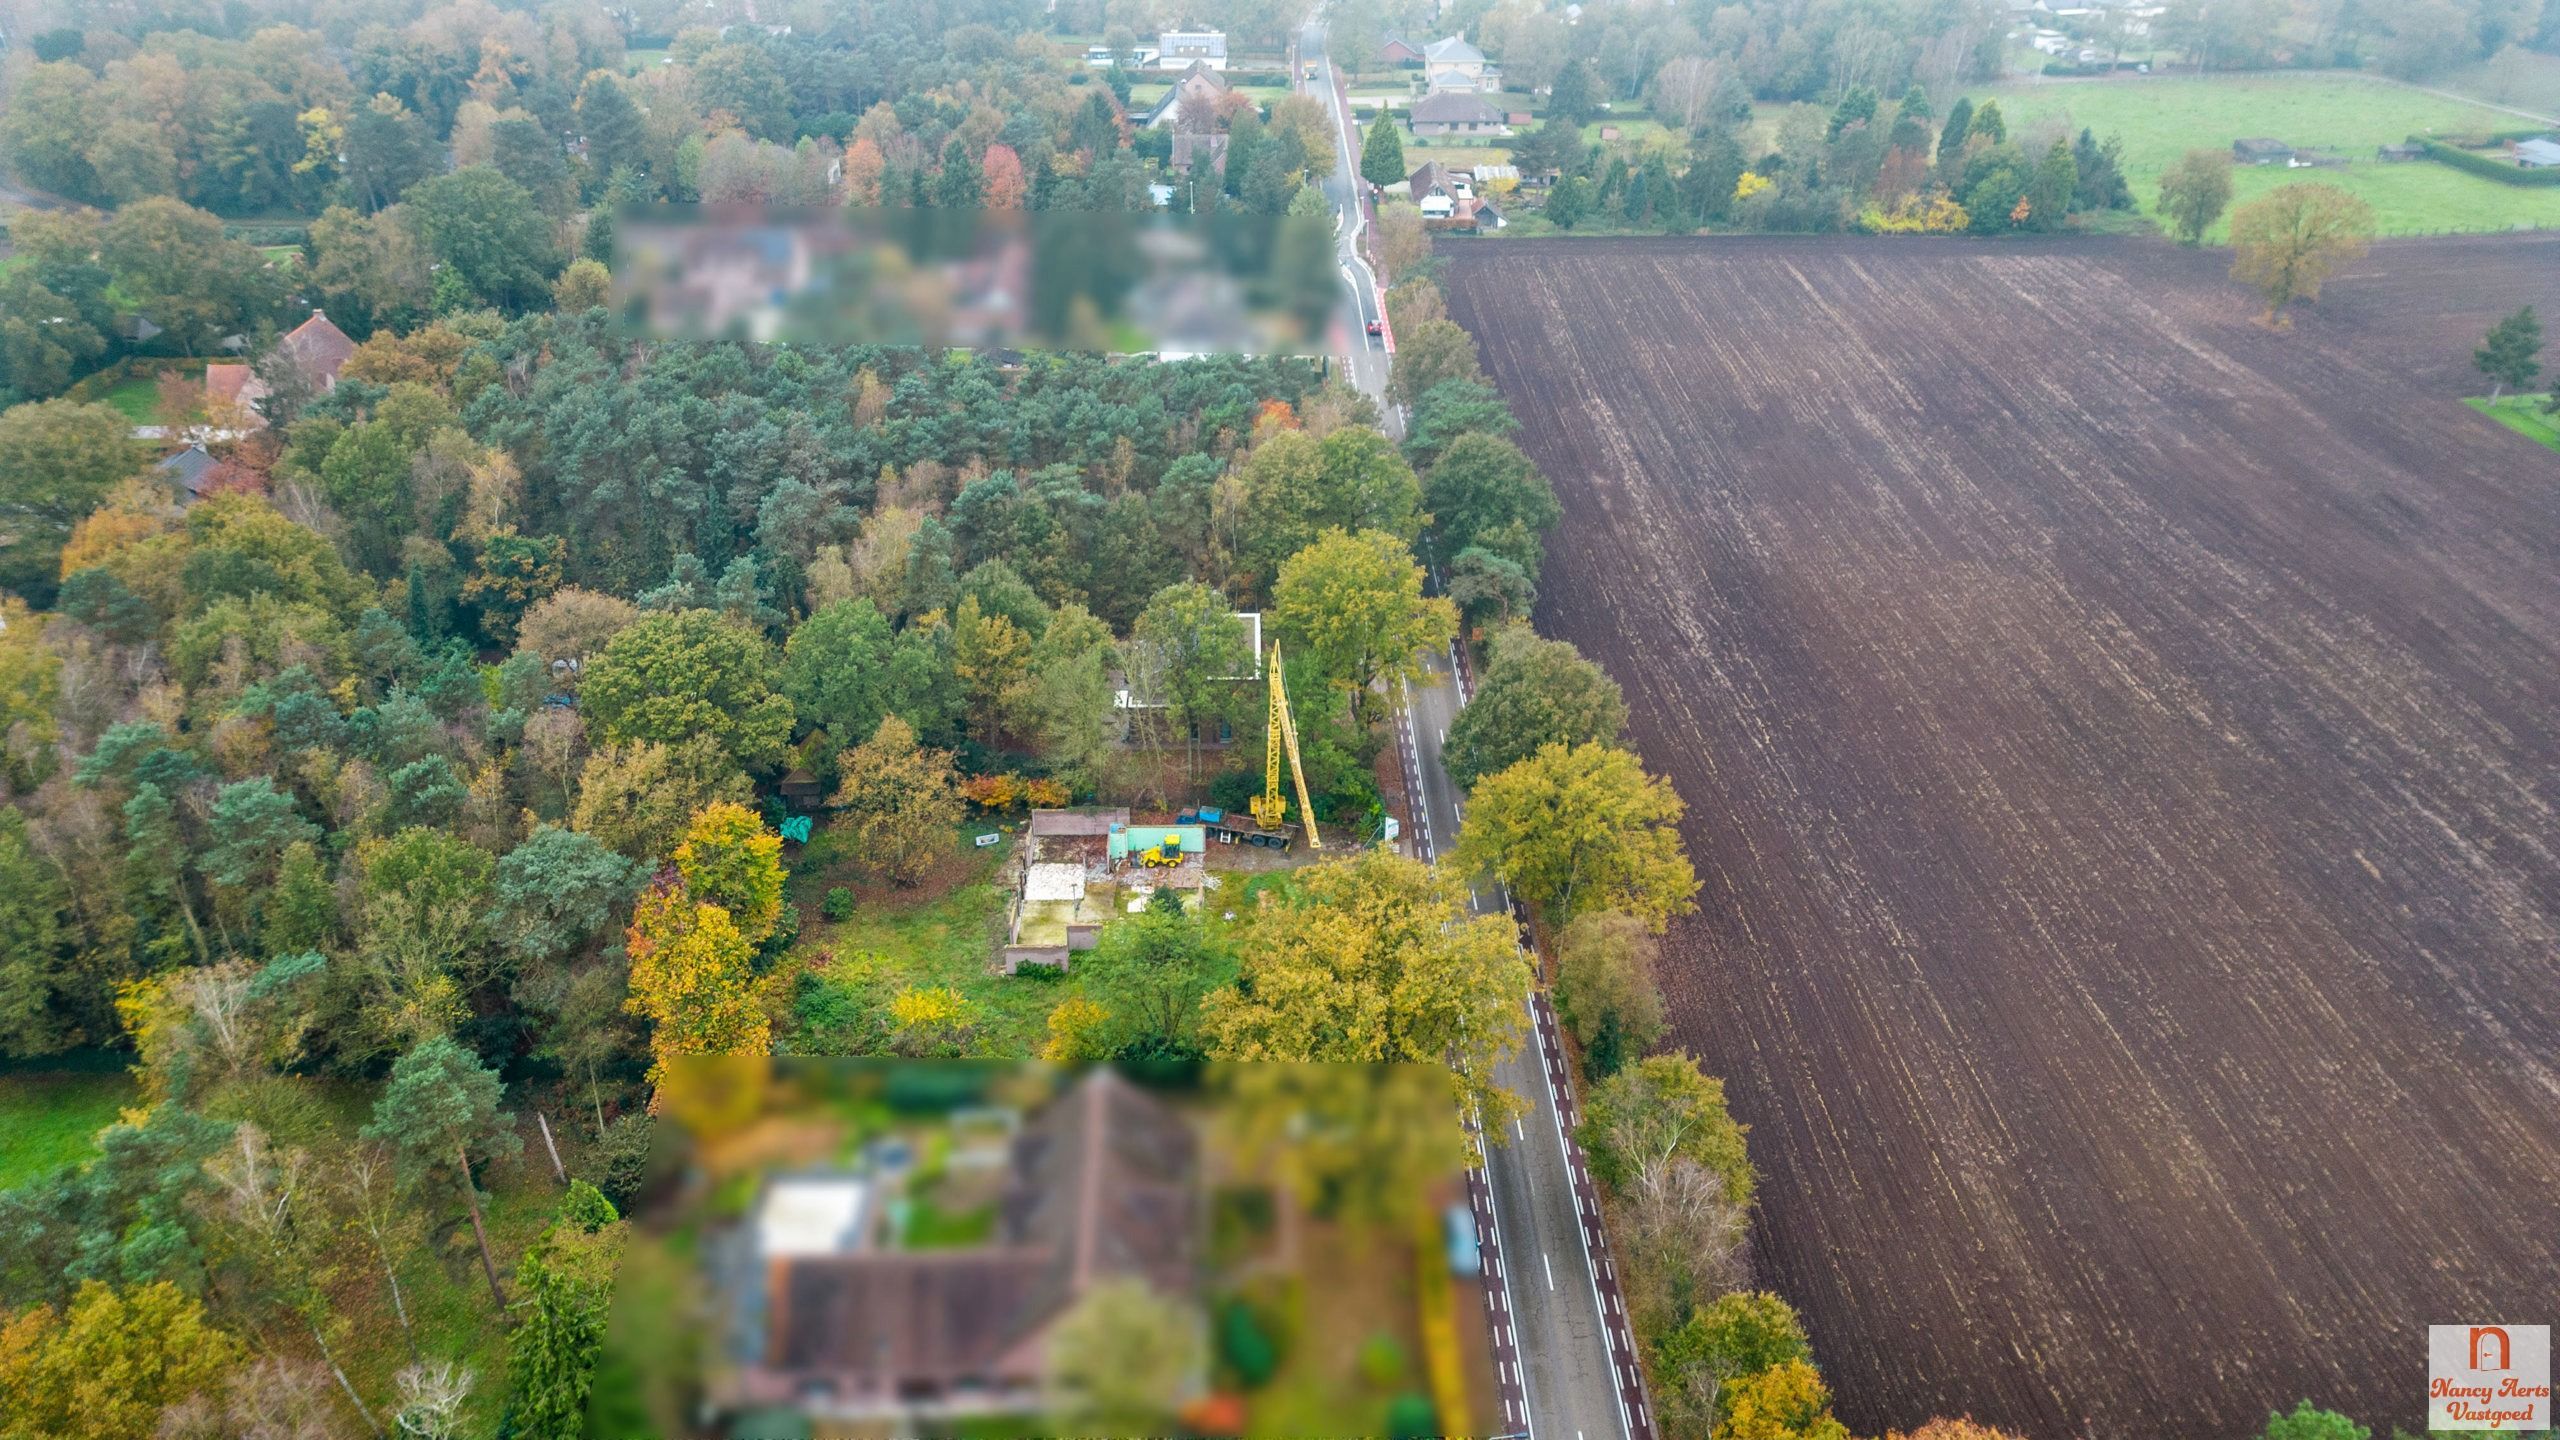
[0,1281,243,1440]
[1714,1358,1851,1440]
[1201,848,1529,1127]
[831,715,964,886]
[623,884,768,1083]
[673,801,785,944]
[1455,741,1699,930]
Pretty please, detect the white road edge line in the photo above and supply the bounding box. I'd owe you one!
[1533,988,1637,1440]
[1470,1096,1535,1440]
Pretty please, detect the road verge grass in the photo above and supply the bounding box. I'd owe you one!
[2466,393,2560,451]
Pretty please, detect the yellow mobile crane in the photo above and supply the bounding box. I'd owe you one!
[1250,640,1322,849]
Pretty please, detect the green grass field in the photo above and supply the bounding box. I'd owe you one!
[793,833,1047,1052]
[1582,114,1686,159]
[2466,393,2560,452]
[785,815,1284,1056]
[0,1070,135,1190]
[101,374,164,423]
[1967,75,2560,240]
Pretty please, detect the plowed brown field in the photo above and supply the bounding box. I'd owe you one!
[1443,234,2560,1439]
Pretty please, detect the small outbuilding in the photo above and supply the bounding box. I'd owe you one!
[2232,137,2294,165]
[154,443,220,503]
[2513,137,2560,169]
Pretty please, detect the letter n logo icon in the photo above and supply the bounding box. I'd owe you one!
[2471,1326,2511,1371]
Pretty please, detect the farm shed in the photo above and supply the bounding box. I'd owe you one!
[2514,138,2560,169]
[2232,137,2294,165]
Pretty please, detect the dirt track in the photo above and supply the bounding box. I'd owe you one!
[1443,234,2560,1438]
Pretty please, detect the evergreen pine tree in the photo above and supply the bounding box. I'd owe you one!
[577,74,650,188]
[935,137,983,208]
[1360,115,1407,189]
[1936,96,1975,167]
[2027,137,2078,230]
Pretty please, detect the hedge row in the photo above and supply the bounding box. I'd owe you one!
[2412,136,2560,187]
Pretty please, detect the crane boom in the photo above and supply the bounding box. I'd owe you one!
[1251,640,1322,849]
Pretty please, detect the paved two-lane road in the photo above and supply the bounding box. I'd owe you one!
[1296,14,1391,419]
[1291,19,1651,1432]
[1395,644,1654,1440]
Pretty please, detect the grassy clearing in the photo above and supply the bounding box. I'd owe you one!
[0,1069,136,1190]
[101,374,166,423]
[788,828,1048,1053]
[1402,140,1511,173]
[623,48,668,72]
[1582,114,1687,159]
[1968,75,2560,239]
[782,815,1291,1057]
[2466,393,2560,452]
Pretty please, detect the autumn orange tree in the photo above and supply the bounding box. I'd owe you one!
[0,1281,244,1440]
[1201,848,1530,1130]
[1886,1420,2033,1440]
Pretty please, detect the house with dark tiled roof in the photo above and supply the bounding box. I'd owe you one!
[733,1069,1201,1420]
[1408,159,1462,218]
[155,443,221,503]
[1409,90,1508,136]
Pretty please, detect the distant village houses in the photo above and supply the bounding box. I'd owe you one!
[1409,91,1510,137]
[1143,59,1230,129]
[1421,35,1500,94]
[1157,27,1228,71]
